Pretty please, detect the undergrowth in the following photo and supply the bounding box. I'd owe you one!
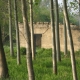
[3,46,80,80]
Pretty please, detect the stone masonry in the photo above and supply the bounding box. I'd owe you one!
[19,22,80,51]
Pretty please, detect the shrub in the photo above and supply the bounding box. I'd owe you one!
[4,46,10,54]
[37,48,45,53]
[14,47,26,55]
[75,49,80,57]
[20,47,26,55]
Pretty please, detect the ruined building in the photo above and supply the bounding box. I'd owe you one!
[19,22,80,51]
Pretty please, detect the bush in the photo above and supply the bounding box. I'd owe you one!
[75,49,80,57]
[14,47,26,55]
[20,47,26,55]
[4,46,10,54]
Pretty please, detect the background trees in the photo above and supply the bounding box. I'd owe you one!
[0,0,80,80]
[1,0,80,42]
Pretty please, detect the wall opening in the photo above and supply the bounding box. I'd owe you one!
[34,34,42,48]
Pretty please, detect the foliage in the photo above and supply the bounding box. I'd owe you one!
[69,14,79,25]
[36,48,52,57]
[13,47,26,55]
[33,1,50,22]
[33,0,41,5]
[20,47,26,55]
[75,49,80,57]
[2,47,80,80]
[0,0,79,41]
[4,46,26,56]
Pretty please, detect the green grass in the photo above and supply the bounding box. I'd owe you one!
[3,47,80,80]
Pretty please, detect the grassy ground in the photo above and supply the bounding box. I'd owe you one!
[3,47,80,80]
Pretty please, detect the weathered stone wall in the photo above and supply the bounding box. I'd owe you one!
[19,22,80,51]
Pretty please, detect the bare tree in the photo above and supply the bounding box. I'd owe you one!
[63,18,67,55]
[54,0,61,62]
[29,0,35,60]
[14,0,21,65]
[79,0,80,28]
[21,0,35,80]
[0,27,9,78]
[8,0,14,56]
[63,0,78,80]
[50,0,57,75]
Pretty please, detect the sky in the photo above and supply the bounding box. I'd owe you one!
[58,0,62,4]
[58,0,74,4]
[58,0,79,14]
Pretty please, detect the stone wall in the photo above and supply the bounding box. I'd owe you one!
[19,22,80,51]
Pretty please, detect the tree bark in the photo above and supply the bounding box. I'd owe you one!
[63,18,67,55]
[54,0,61,62]
[21,0,35,80]
[63,0,78,80]
[79,0,80,29]
[0,27,9,78]
[50,0,57,75]
[29,0,35,60]
[8,0,14,56]
[14,0,21,65]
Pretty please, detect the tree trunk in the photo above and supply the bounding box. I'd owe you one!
[63,18,67,55]
[0,27,9,78]
[29,0,35,60]
[63,0,78,80]
[79,0,80,27]
[50,0,57,75]
[21,0,35,80]
[8,0,14,56]
[14,0,21,65]
[54,0,61,62]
